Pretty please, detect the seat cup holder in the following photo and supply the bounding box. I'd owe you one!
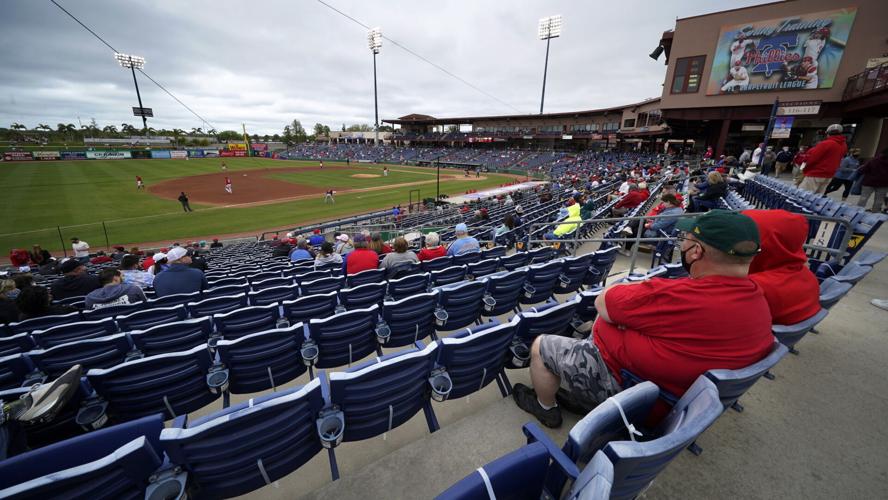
[75,401,108,431]
[482,295,496,313]
[523,284,536,299]
[434,309,449,327]
[334,304,347,314]
[558,274,571,289]
[429,369,453,402]
[509,341,530,368]
[146,468,187,500]
[206,366,229,395]
[301,340,319,367]
[375,323,391,345]
[275,318,290,329]
[207,336,220,352]
[317,409,345,449]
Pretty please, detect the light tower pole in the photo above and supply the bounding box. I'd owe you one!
[115,53,149,136]
[368,28,382,146]
[538,15,562,115]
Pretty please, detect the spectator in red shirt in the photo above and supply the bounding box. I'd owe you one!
[611,185,647,216]
[417,232,447,261]
[799,124,848,194]
[791,145,809,186]
[743,209,821,325]
[343,233,379,275]
[141,251,156,271]
[90,251,113,265]
[369,233,392,255]
[513,210,773,428]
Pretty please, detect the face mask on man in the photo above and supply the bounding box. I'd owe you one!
[680,241,704,274]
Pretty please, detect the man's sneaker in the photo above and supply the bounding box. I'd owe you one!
[872,298,888,311]
[13,364,82,424]
[512,383,562,428]
[555,388,595,416]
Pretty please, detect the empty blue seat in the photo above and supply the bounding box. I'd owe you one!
[853,250,887,267]
[481,246,507,260]
[117,305,188,331]
[216,323,307,396]
[0,353,35,390]
[31,318,118,348]
[251,276,292,291]
[584,246,619,287]
[150,291,201,308]
[293,270,331,285]
[248,285,300,306]
[519,261,563,305]
[248,271,284,284]
[421,255,454,273]
[575,287,604,323]
[819,277,852,310]
[452,251,482,266]
[437,441,553,500]
[307,305,380,368]
[300,276,345,296]
[500,252,530,271]
[436,317,518,400]
[8,311,82,335]
[130,317,214,357]
[338,283,387,310]
[201,283,250,300]
[327,342,440,442]
[557,255,591,294]
[430,265,468,288]
[214,304,282,340]
[772,308,829,354]
[830,261,873,284]
[527,246,555,264]
[509,297,579,367]
[0,332,36,357]
[386,261,422,280]
[378,292,439,347]
[281,291,339,324]
[705,341,789,412]
[466,258,499,280]
[160,379,336,498]
[187,293,249,317]
[482,269,527,316]
[28,333,134,379]
[387,273,430,301]
[83,344,220,424]
[435,281,488,331]
[347,268,385,288]
[81,302,142,321]
[206,277,248,289]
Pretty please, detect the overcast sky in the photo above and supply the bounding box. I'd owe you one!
[1,0,771,135]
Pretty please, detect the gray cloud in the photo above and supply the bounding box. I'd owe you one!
[0,0,770,134]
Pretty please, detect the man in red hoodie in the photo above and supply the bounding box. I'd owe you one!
[611,184,647,216]
[743,209,822,325]
[799,124,847,194]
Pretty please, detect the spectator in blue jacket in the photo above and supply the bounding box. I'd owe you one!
[289,239,315,263]
[309,229,325,246]
[447,223,480,256]
[153,247,208,297]
[643,194,684,238]
[824,149,860,201]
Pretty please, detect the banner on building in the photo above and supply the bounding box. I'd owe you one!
[3,151,33,161]
[86,150,132,159]
[60,151,87,160]
[771,116,794,138]
[33,151,61,160]
[150,150,172,159]
[707,7,857,95]
[130,150,152,159]
[170,150,188,159]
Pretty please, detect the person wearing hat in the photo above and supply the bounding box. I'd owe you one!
[50,259,101,300]
[309,229,325,247]
[513,210,773,428]
[210,238,223,249]
[343,233,378,275]
[799,124,847,194]
[446,223,480,257]
[152,246,208,297]
[70,237,90,264]
[334,233,354,256]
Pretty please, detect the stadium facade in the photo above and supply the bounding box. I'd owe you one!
[385,0,888,158]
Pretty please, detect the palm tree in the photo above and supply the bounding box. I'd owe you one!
[191,127,204,136]
[36,124,51,132]
[102,125,119,136]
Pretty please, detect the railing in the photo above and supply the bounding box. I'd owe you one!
[843,62,888,101]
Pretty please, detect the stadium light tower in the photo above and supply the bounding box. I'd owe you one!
[368,28,382,146]
[115,53,149,137]
[537,15,562,114]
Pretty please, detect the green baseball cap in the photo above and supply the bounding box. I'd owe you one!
[676,209,760,257]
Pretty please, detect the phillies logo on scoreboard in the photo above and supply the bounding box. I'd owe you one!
[742,33,801,77]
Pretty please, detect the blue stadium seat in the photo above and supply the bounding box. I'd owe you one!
[216,323,307,397]
[819,277,852,310]
[0,414,175,499]
[430,265,468,288]
[187,293,249,317]
[327,341,440,442]
[557,255,592,294]
[116,305,188,331]
[129,317,214,357]
[251,276,292,291]
[293,270,331,285]
[300,276,345,296]
[347,268,385,288]
[214,304,282,340]
[81,302,142,321]
[527,246,555,264]
[386,273,430,301]
[385,261,422,280]
[248,285,300,306]
[519,261,563,305]
[421,255,454,273]
[82,344,220,425]
[434,281,488,331]
[0,353,35,390]
[852,250,887,267]
[830,261,873,284]
[201,283,250,300]
[306,305,380,369]
[482,269,528,316]
[466,258,499,280]
[436,441,553,500]
[160,379,337,498]
[500,252,530,271]
[0,332,36,357]
[248,271,284,284]
[705,341,789,412]
[772,308,829,354]
[338,283,387,311]
[28,333,134,379]
[481,245,507,260]
[452,251,482,266]
[509,297,579,368]
[31,318,118,348]
[149,291,202,308]
[377,292,439,347]
[584,246,620,287]
[206,277,248,289]
[436,317,518,400]
[8,311,82,335]
[281,291,339,324]
[575,287,604,323]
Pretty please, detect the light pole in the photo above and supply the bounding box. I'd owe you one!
[368,28,382,146]
[538,15,562,115]
[115,53,149,137]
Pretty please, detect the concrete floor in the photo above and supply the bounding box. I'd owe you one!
[224,191,888,500]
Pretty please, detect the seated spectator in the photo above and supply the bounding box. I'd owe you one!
[16,285,76,321]
[272,239,293,258]
[643,194,684,238]
[129,246,144,256]
[85,269,147,309]
[315,242,343,267]
[119,254,153,289]
[289,239,315,263]
[335,234,355,255]
[9,249,30,268]
[418,232,447,261]
[195,241,209,256]
[513,210,773,427]
[141,251,156,271]
[309,229,325,246]
[0,279,20,324]
[646,185,684,217]
[210,238,223,249]
[189,249,209,272]
[380,237,419,273]
[344,234,379,275]
[743,209,822,325]
[512,205,525,227]
[447,223,480,256]
[611,184,646,217]
[29,245,51,266]
[690,171,727,212]
[13,274,34,294]
[544,202,582,240]
[149,252,168,277]
[90,251,113,265]
[494,215,516,237]
[369,233,392,255]
[110,246,127,261]
[50,259,101,300]
[153,247,208,297]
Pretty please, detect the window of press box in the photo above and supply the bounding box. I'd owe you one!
[671,55,705,94]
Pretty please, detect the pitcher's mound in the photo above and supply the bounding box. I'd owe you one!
[351,174,380,178]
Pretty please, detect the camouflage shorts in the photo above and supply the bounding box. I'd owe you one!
[538,335,620,406]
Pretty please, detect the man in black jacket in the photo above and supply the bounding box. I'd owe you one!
[50,259,101,300]
[178,192,193,212]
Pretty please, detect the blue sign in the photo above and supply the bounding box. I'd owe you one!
[150,150,171,159]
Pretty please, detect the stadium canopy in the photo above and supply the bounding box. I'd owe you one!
[383,102,649,126]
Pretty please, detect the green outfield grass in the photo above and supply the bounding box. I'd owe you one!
[1,158,510,253]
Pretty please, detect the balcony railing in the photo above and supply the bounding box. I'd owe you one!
[843,62,888,101]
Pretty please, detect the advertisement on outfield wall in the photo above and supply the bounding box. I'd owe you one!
[170,150,188,159]
[3,151,33,161]
[707,7,857,95]
[227,143,247,151]
[61,151,87,160]
[251,143,268,151]
[130,150,152,159]
[33,151,61,160]
[86,151,132,159]
[203,149,219,157]
[220,150,235,157]
[150,150,172,159]
[188,149,205,158]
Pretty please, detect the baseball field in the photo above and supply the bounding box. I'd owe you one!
[0,157,515,254]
